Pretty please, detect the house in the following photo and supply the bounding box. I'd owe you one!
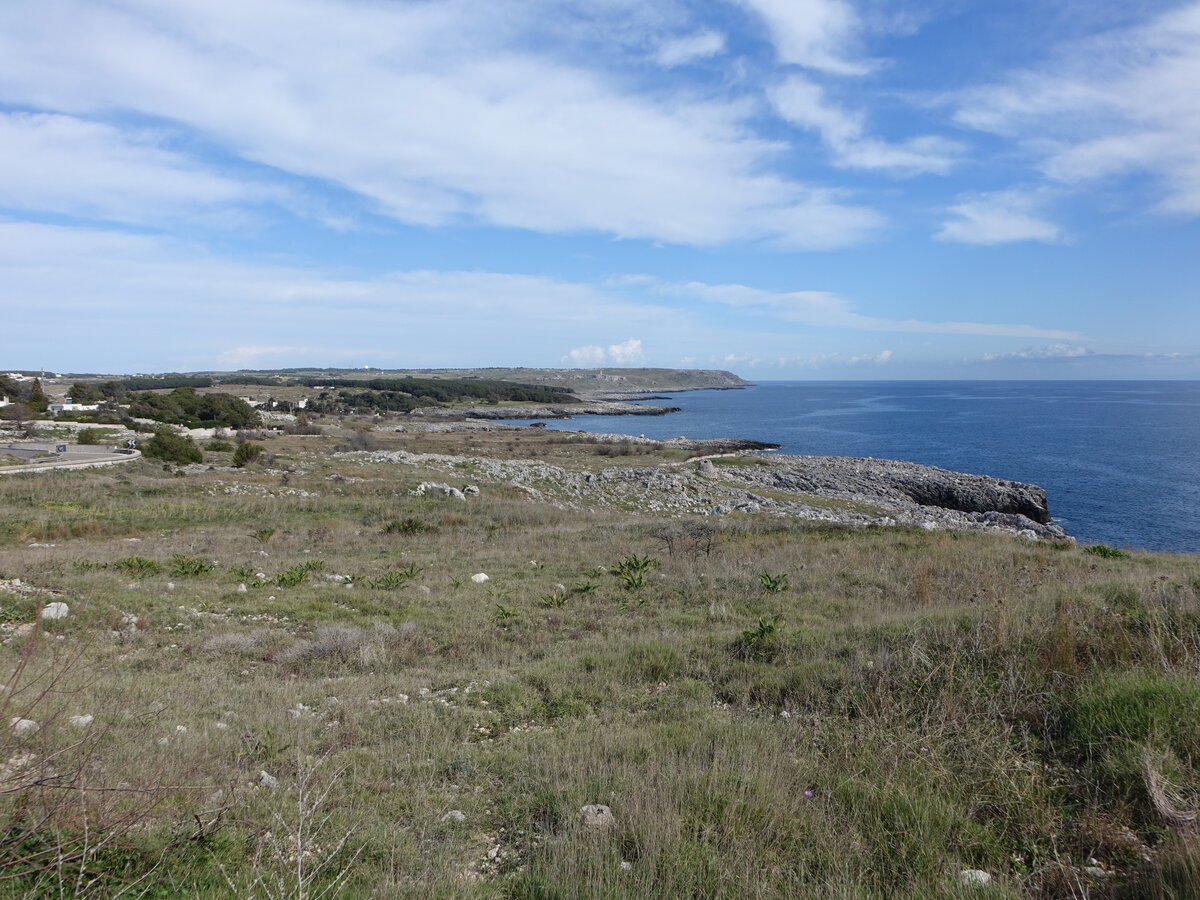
[49,403,101,413]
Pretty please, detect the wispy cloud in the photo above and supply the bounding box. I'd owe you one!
[0,0,880,248]
[655,30,725,67]
[662,280,1080,338]
[738,0,873,74]
[0,112,256,225]
[770,75,962,175]
[936,190,1062,245]
[952,2,1200,216]
[216,346,377,369]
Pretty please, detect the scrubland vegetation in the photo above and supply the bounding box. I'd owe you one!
[1,425,1198,897]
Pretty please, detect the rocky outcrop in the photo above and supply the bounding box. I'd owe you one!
[743,457,1052,524]
[339,444,1069,541]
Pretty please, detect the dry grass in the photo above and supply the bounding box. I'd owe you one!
[0,421,1197,896]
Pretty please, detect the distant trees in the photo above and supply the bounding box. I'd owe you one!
[126,388,261,429]
[67,382,104,403]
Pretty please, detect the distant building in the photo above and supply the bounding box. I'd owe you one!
[49,403,100,413]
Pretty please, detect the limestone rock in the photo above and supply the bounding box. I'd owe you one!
[9,718,38,737]
[579,804,616,829]
[471,573,489,584]
[958,869,991,887]
[40,601,70,621]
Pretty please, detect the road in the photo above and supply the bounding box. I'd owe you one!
[0,442,142,475]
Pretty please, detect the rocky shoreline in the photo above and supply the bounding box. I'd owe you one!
[342,429,1070,542]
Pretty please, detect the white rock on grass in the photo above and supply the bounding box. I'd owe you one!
[10,718,39,737]
[236,583,248,593]
[40,602,70,621]
[958,870,992,887]
[258,771,279,789]
[471,573,489,584]
[69,714,94,728]
[579,804,616,829]
[442,810,467,823]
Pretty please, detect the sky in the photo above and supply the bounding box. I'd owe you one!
[1,0,1198,379]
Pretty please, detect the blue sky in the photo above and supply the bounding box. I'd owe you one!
[1,0,1197,378]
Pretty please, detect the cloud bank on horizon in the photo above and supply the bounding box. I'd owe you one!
[0,0,1196,378]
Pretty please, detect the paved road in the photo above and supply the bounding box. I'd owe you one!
[0,442,142,475]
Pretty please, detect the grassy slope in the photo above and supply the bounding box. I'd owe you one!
[0,426,1198,898]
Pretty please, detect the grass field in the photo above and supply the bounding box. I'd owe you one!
[1,424,1198,897]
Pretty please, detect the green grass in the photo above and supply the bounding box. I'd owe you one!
[0,421,1198,896]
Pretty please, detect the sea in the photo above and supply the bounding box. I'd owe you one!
[509,381,1200,553]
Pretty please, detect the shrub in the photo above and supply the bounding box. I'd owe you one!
[1086,544,1130,560]
[169,555,215,577]
[279,623,401,667]
[76,428,107,445]
[141,428,202,465]
[232,442,265,467]
[110,556,162,576]
[759,572,790,593]
[731,615,784,662]
[382,518,434,535]
[205,439,234,452]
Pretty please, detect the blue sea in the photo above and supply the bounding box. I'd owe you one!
[515,381,1200,553]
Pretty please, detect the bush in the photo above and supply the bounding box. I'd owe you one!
[141,429,202,465]
[205,439,234,452]
[232,442,265,467]
[76,428,108,445]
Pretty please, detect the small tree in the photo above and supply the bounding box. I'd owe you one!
[25,379,48,414]
[0,403,34,433]
[77,428,107,445]
[233,442,265,467]
[68,382,103,403]
[141,428,202,464]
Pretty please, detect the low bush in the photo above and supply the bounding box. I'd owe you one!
[141,428,202,465]
[232,442,265,467]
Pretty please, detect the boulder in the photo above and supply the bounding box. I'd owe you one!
[579,804,616,829]
[40,601,70,621]
[958,870,991,887]
[9,718,38,737]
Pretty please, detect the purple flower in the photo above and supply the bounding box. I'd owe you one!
[803,790,814,798]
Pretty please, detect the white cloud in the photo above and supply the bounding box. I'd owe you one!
[664,280,1079,338]
[655,30,725,67]
[0,111,253,224]
[565,338,645,366]
[738,0,872,74]
[770,76,962,175]
[0,0,880,248]
[566,346,608,366]
[952,3,1200,215]
[936,191,1062,245]
[981,344,1092,361]
[608,338,645,364]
